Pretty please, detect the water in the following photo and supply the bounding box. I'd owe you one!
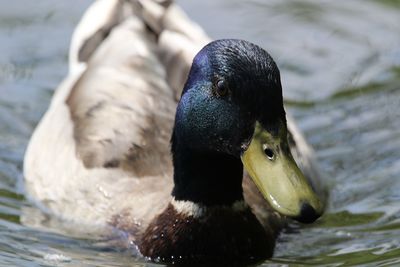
[0,0,399,266]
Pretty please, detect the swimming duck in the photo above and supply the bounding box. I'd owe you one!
[24,0,325,265]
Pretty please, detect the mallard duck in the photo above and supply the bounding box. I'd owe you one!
[24,0,325,265]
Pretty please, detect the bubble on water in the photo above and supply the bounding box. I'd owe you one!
[43,254,71,262]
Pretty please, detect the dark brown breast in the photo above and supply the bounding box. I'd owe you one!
[139,203,275,266]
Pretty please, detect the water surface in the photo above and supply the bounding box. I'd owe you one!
[0,0,399,266]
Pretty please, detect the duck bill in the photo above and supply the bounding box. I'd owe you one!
[241,122,323,223]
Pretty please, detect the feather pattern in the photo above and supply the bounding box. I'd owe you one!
[24,0,323,248]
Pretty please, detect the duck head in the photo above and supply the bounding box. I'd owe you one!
[171,39,323,222]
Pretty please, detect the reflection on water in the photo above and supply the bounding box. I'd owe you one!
[0,0,399,266]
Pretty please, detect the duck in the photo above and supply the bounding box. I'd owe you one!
[23,0,326,265]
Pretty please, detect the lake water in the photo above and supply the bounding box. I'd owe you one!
[0,0,399,266]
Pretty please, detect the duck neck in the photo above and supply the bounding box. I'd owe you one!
[140,141,273,264]
[171,148,244,206]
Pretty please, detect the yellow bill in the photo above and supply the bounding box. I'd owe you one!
[241,122,323,223]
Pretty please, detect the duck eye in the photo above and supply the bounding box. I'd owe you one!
[215,79,228,97]
[262,144,275,160]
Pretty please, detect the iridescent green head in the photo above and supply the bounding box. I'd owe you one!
[171,39,323,223]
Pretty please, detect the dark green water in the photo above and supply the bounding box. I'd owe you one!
[0,0,399,266]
